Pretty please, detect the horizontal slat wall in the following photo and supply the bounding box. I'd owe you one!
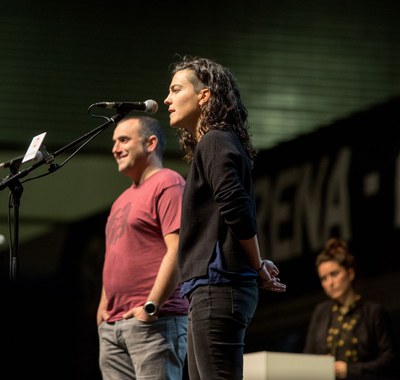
[0,0,399,154]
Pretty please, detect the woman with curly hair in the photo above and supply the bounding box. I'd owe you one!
[164,56,286,380]
[304,238,396,380]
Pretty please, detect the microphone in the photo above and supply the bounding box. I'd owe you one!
[94,99,158,114]
[0,151,43,170]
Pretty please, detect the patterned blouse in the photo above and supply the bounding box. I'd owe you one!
[326,294,362,362]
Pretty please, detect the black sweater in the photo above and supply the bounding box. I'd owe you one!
[178,129,257,282]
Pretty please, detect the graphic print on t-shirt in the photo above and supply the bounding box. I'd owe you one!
[106,202,132,245]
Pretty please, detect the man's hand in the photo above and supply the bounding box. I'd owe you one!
[122,306,158,323]
[97,308,109,326]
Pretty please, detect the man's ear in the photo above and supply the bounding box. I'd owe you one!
[146,135,158,153]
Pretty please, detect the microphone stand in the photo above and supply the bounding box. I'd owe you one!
[0,112,126,282]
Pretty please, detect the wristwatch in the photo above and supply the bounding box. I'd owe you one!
[144,301,159,316]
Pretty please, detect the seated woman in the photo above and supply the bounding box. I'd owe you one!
[304,238,396,379]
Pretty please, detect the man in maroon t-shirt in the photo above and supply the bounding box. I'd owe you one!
[97,116,188,379]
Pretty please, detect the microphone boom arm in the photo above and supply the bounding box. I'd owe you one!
[0,110,127,282]
[0,113,126,191]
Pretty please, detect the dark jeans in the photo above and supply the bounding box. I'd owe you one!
[187,285,259,380]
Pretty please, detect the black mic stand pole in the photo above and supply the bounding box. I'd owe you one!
[7,167,23,282]
[0,112,126,281]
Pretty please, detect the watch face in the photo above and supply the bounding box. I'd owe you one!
[144,302,157,315]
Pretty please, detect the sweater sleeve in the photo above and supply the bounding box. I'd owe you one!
[303,301,330,354]
[198,130,257,240]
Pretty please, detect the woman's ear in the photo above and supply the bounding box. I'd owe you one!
[348,267,355,282]
[198,88,211,106]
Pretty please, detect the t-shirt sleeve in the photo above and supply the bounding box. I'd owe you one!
[157,181,184,237]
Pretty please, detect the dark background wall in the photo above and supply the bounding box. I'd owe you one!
[1,1,400,379]
[248,96,400,354]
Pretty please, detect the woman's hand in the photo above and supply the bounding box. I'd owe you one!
[335,361,348,379]
[258,260,287,292]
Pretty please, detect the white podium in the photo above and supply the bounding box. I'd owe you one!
[243,351,334,380]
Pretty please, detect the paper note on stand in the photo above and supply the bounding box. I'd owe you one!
[22,132,47,164]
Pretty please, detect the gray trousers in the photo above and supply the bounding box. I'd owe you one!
[98,315,188,380]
